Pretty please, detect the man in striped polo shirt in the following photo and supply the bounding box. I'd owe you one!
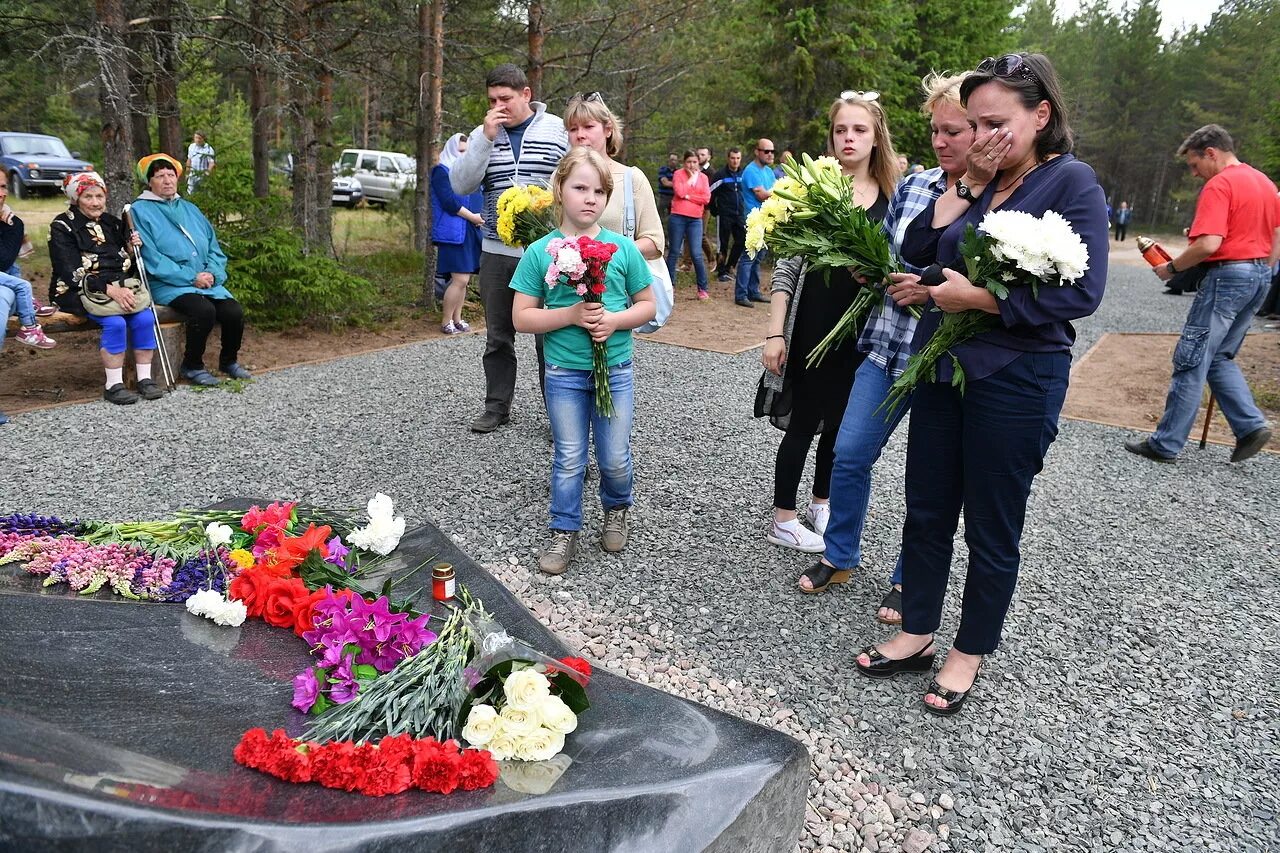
[451,64,570,433]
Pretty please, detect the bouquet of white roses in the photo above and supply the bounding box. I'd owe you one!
[882,209,1089,410]
[744,153,917,366]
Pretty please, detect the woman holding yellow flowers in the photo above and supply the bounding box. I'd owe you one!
[757,92,901,555]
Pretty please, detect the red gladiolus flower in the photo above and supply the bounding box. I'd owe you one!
[272,523,332,573]
[261,577,312,629]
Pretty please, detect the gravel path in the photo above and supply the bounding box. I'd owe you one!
[2,261,1277,853]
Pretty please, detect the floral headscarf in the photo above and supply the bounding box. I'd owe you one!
[62,171,107,204]
[135,153,184,184]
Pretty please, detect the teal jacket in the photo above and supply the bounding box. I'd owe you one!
[130,190,233,304]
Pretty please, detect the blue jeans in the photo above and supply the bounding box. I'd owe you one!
[823,358,910,585]
[1149,262,1270,456]
[901,351,1068,655]
[735,248,765,302]
[0,265,37,328]
[667,214,708,291]
[544,359,636,532]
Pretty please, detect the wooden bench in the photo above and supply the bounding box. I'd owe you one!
[6,307,187,383]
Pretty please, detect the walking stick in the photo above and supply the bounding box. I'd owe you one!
[1199,391,1216,450]
[122,204,176,390]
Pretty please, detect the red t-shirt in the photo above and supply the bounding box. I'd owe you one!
[1189,163,1280,261]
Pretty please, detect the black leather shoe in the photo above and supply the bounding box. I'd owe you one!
[734,299,753,308]
[923,676,977,717]
[1124,437,1174,463]
[104,383,139,405]
[470,411,510,433]
[136,379,164,401]
[748,292,770,303]
[855,643,935,679]
[1231,427,1272,463]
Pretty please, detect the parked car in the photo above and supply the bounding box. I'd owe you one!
[272,150,364,207]
[0,132,94,199]
[335,148,416,205]
[331,175,364,207]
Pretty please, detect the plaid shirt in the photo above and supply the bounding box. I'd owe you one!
[858,167,948,377]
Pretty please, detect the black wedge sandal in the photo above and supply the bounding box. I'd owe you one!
[876,585,903,625]
[922,676,977,717]
[854,642,935,679]
[797,561,851,595]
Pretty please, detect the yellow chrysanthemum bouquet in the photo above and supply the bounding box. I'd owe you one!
[745,154,918,366]
[496,184,556,248]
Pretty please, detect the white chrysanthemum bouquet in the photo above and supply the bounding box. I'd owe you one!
[883,209,1089,409]
[744,153,914,366]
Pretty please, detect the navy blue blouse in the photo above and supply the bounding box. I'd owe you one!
[901,153,1109,382]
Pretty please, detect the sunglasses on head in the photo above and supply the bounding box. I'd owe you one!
[840,90,879,103]
[976,54,1039,85]
[571,91,606,105]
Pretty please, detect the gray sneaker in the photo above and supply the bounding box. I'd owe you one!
[601,508,630,553]
[538,530,578,575]
[1230,427,1272,463]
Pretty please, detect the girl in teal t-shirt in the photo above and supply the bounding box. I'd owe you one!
[510,148,655,576]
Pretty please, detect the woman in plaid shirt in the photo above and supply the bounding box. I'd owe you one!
[795,73,974,626]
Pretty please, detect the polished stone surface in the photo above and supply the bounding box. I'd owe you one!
[0,503,808,852]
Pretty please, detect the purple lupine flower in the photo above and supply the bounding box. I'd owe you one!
[292,668,321,713]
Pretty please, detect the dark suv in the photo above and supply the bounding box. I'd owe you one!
[0,132,94,198]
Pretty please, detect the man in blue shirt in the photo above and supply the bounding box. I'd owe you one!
[735,138,776,306]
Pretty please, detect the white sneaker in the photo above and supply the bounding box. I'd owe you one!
[766,519,825,553]
[806,503,831,536]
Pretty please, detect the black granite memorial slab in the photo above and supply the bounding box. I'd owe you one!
[0,503,808,852]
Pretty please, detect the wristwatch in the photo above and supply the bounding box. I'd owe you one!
[1166,261,1178,275]
[955,179,976,202]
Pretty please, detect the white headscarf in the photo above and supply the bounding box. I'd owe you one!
[63,171,107,204]
[438,133,466,170]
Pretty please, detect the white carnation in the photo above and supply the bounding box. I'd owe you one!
[554,246,583,269]
[348,492,406,555]
[185,589,246,627]
[205,522,233,548]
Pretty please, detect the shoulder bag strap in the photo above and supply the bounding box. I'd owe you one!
[623,168,636,239]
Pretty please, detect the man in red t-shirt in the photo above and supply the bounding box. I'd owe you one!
[1127,124,1280,464]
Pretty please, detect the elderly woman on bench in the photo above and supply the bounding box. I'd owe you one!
[49,171,162,405]
[130,153,249,386]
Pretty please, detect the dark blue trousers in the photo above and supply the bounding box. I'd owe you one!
[900,350,1069,655]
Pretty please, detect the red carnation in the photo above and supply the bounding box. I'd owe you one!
[228,568,275,618]
[359,739,414,797]
[311,741,361,791]
[555,657,593,681]
[233,728,272,769]
[456,749,500,791]
[262,730,313,783]
[412,738,461,794]
[261,577,312,629]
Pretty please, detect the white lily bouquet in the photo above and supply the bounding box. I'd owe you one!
[744,153,914,366]
[882,209,1089,410]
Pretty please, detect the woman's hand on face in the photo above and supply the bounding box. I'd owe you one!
[886,272,929,306]
[762,337,787,376]
[928,268,982,313]
[964,128,1013,186]
[106,283,136,312]
[588,309,621,342]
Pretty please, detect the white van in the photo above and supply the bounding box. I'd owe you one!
[335,149,416,205]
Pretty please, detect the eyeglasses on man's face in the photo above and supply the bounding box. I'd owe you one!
[756,147,775,154]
